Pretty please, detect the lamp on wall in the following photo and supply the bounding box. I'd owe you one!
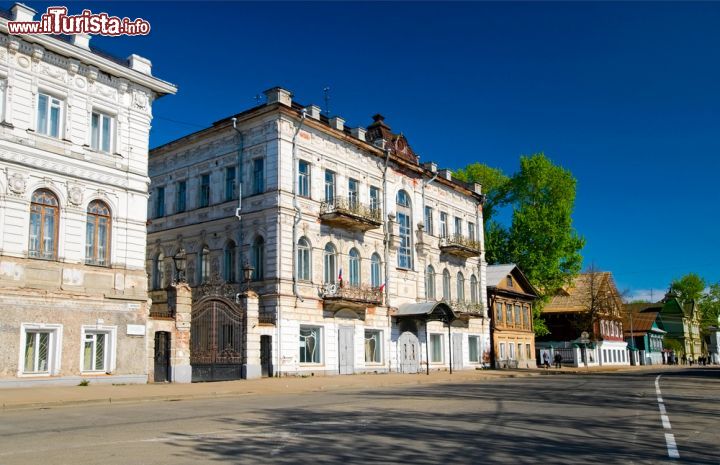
[243,262,255,290]
[173,248,186,283]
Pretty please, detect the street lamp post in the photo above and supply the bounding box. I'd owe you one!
[173,248,186,283]
[243,262,255,292]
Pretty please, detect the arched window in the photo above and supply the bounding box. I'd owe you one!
[224,241,237,283]
[443,269,451,301]
[348,248,361,287]
[396,190,413,269]
[371,253,382,288]
[324,243,337,284]
[297,237,311,281]
[252,236,265,281]
[198,246,210,283]
[152,252,164,290]
[470,275,478,304]
[86,200,111,266]
[29,189,59,260]
[426,265,436,300]
[457,272,465,302]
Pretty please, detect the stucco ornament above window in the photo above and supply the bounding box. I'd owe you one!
[8,172,26,195]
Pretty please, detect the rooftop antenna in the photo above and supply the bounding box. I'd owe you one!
[323,86,331,117]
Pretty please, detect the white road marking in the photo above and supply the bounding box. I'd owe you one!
[655,374,680,459]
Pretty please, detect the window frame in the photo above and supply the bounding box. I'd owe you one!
[28,189,59,260]
[198,245,210,284]
[456,272,465,302]
[348,178,359,207]
[324,169,335,203]
[430,333,444,363]
[225,166,236,202]
[424,206,434,235]
[442,269,451,301]
[90,110,114,153]
[323,243,337,285]
[396,190,413,270]
[298,160,311,198]
[252,236,265,281]
[85,200,111,267]
[299,325,322,364]
[468,335,480,363]
[155,186,165,218]
[80,325,117,374]
[371,253,382,288]
[224,241,237,283]
[439,212,448,238]
[470,275,478,304]
[426,265,436,300]
[297,237,311,281]
[176,180,187,213]
[199,174,211,208]
[369,186,380,214]
[348,248,361,287]
[36,92,63,138]
[18,323,63,377]
[252,158,265,195]
[364,329,383,364]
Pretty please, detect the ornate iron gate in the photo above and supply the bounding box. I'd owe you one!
[191,297,245,382]
[154,331,170,383]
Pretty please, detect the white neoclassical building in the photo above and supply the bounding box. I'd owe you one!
[147,87,488,381]
[0,4,176,387]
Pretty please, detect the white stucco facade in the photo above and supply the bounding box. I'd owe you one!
[0,4,175,387]
[147,87,489,378]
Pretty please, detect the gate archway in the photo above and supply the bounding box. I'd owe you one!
[191,297,245,382]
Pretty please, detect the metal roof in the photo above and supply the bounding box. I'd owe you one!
[397,301,457,321]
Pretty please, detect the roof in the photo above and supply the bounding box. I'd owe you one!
[544,272,621,314]
[396,301,457,321]
[486,263,539,298]
[621,306,663,334]
[486,264,517,287]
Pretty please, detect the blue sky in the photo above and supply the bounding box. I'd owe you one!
[24,1,720,299]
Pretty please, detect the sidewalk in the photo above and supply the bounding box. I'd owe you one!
[0,364,686,411]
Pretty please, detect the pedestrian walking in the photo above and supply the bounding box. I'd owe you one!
[554,353,563,369]
[543,352,550,369]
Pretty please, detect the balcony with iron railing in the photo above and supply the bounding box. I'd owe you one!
[319,197,382,231]
[439,234,482,258]
[446,300,486,319]
[258,311,276,325]
[320,282,383,311]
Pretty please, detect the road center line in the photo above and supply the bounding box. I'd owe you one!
[655,374,680,459]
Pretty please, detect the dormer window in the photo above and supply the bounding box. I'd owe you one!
[507,275,513,287]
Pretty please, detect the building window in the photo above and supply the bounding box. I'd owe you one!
[176,181,186,213]
[200,174,210,208]
[509,342,516,360]
[152,252,164,289]
[252,236,264,281]
[454,217,462,236]
[515,304,522,328]
[81,326,115,373]
[29,189,59,260]
[426,265,436,300]
[442,269,451,301]
[430,334,443,363]
[525,306,532,330]
[457,272,465,302]
[526,344,532,359]
[348,178,359,208]
[365,330,382,363]
[37,93,62,138]
[252,158,264,195]
[348,248,361,287]
[324,169,335,203]
[506,303,513,325]
[225,167,236,202]
[468,222,475,241]
[0,80,6,121]
[424,206,434,235]
[499,343,506,360]
[297,237,311,281]
[85,200,111,266]
[324,243,337,284]
[91,111,113,153]
[298,160,310,198]
[470,275,478,304]
[371,253,382,288]
[198,246,210,283]
[440,212,448,238]
[224,241,237,283]
[396,190,413,269]
[22,327,58,374]
[299,326,321,363]
[495,302,503,324]
[506,275,513,287]
[469,336,480,363]
[155,186,165,218]
[369,186,380,213]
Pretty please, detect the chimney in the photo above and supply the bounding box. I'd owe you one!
[472,183,482,194]
[71,33,91,50]
[306,105,321,120]
[127,54,152,75]
[264,87,292,107]
[438,169,452,181]
[422,162,438,173]
[329,116,345,131]
[350,127,366,141]
[11,3,36,22]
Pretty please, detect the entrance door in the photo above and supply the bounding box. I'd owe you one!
[398,331,420,373]
[191,298,244,382]
[260,335,273,377]
[452,333,463,370]
[338,326,354,375]
[154,331,170,382]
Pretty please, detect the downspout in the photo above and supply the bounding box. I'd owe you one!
[420,171,438,300]
[382,148,391,305]
[231,118,245,267]
[291,109,308,302]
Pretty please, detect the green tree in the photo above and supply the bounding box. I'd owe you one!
[505,154,585,334]
[454,163,509,224]
[484,220,511,265]
[669,273,706,305]
[699,282,720,329]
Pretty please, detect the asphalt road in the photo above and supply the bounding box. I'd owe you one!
[0,368,717,465]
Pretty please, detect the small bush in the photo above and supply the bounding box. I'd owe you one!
[78,379,90,387]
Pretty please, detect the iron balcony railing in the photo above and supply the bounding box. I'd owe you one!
[320,282,383,306]
[447,300,486,317]
[320,197,382,224]
[439,234,482,255]
[258,312,276,325]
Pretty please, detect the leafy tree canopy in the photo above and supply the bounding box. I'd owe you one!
[699,282,720,329]
[454,163,509,224]
[669,273,706,305]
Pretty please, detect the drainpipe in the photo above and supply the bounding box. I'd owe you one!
[381,148,391,305]
[231,118,245,269]
[291,109,308,303]
[420,171,438,300]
